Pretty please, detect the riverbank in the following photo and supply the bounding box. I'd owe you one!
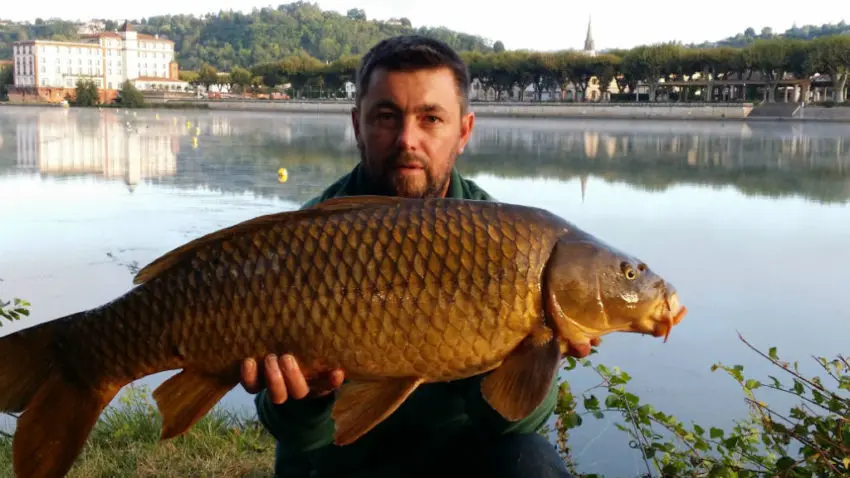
[0,385,276,478]
[163,99,761,120]
[4,99,850,121]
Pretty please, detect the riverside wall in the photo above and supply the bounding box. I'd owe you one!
[184,99,756,120]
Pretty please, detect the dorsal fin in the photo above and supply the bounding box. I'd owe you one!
[132,195,405,286]
[308,195,407,210]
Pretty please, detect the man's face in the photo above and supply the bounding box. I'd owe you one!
[352,65,474,198]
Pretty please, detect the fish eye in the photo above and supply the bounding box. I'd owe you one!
[621,262,638,280]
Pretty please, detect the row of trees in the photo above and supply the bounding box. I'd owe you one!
[184,35,850,104]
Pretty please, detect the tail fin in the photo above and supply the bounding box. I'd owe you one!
[0,321,122,478]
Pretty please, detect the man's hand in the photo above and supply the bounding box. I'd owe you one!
[240,354,345,405]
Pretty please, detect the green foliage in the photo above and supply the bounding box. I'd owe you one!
[0,297,30,325]
[74,79,99,106]
[0,64,12,100]
[117,80,146,108]
[553,334,850,477]
[690,22,850,48]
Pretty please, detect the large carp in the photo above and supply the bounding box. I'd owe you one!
[0,195,686,478]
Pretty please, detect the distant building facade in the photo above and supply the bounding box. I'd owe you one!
[9,21,189,104]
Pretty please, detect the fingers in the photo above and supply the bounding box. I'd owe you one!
[311,369,346,397]
[264,354,289,404]
[239,354,344,404]
[281,354,310,400]
[240,358,260,394]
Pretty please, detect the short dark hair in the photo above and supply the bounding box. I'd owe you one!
[355,35,471,114]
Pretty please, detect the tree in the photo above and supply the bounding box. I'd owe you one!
[74,79,99,106]
[748,38,802,102]
[346,8,366,21]
[229,66,253,93]
[591,54,620,101]
[279,52,325,98]
[197,63,219,91]
[117,80,145,107]
[808,35,850,103]
[493,41,505,53]
[0,64,13,100]
[623,43,681,101]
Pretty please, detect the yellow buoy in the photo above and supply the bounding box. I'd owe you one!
[195,127,200,136]
[156,114,160,120]
[192,137,198,149]
[186,121,192,128]
[278,168,288,183]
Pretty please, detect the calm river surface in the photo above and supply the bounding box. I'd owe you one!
[1,106,849,477]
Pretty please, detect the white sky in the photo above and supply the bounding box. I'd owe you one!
[3,0,847,51]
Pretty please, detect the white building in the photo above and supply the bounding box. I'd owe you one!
[12,21,189,94]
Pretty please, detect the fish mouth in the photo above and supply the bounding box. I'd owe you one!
[651,292,687,343]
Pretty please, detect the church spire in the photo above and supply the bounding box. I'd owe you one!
[584,16,595,53]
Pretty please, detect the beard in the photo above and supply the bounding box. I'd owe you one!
[361,147,454,199]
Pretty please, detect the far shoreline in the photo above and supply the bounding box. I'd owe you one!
[3,99,850,122]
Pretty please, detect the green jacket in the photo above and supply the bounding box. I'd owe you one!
[255,163,558,478]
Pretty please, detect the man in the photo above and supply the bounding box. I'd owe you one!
[239,35,596,478]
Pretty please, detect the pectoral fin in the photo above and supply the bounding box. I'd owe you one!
[331,377,424,446]
[152,369,237,440]
[481,326,561,421]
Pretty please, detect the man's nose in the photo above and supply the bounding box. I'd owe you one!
[396,117,421,151]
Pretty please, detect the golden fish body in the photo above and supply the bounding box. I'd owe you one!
[0,195,686,478]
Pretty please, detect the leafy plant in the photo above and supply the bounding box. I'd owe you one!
[0,297,30,326]
[553,333,850,477]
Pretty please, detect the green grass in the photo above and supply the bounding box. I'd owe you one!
[0,385,276,478]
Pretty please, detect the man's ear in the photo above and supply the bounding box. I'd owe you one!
[351,106,361,143]
[458,111,475,154]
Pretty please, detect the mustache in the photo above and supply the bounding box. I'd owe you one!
[386,151,429,168]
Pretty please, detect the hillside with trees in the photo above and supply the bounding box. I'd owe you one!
[0,2,497,70]
[690,21,850,48]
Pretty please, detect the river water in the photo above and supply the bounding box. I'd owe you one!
[1,106,848,477]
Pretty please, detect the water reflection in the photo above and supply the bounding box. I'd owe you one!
[2,108,848,205]
[10,108,180,191]
[463,119,850,204]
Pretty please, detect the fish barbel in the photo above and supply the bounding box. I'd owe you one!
[0,195,686,478]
